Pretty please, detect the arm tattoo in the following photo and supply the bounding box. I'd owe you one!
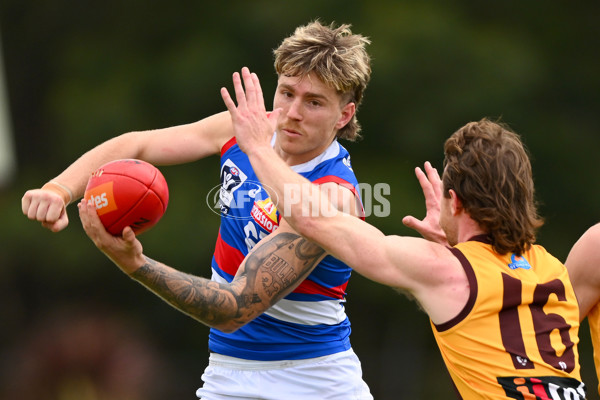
[130,232,325,329]
[131,259,245,327]
[241,232,325,304]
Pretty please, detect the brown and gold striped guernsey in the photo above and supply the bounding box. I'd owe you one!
[432,236,585,399]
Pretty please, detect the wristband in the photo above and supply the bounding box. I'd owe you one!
[42,181,74,205]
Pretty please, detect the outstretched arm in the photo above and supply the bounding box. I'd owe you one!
[22,112,233,232]
[221,68,467,324]
[78,200,327,332]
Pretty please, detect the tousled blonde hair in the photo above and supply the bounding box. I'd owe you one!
[273,20,372,141]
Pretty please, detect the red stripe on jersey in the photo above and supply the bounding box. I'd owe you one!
[221,137,237,156]
[293,278,348,299]
[312,175,365,220]
[313,175,355,190]
[214,230,245,277]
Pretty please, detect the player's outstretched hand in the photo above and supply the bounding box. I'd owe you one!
[78,200,145,275]
[402,162,449,246]
[221,66,281,156]
[22,187,70,232]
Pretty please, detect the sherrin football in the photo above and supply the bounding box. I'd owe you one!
[84,159,169,235]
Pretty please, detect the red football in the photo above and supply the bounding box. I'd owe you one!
[83,159,169,235]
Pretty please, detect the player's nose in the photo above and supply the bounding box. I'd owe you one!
[285,99,303,121]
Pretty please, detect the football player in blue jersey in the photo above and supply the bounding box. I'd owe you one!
[23,20,374,400]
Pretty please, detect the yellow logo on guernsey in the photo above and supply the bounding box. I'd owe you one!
[251,198,278,233]
[84,181,117,216]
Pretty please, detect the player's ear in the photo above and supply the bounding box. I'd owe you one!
[335,102,356,130]
[448,189,463,215]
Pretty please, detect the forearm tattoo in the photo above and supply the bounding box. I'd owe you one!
[130,232,325,328]
[242,232,325,304]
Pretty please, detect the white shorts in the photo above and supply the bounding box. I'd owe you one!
[196,349,373,400]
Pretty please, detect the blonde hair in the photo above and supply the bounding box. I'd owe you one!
[273,20,372,141]
[443,118,544,255]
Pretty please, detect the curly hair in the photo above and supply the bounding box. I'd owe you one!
[273,20,372,141]
[442,118,544,255]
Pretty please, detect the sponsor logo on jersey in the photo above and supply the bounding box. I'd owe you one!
[251,198,279,233]
[508,254,532,270]
[497,376,585,399]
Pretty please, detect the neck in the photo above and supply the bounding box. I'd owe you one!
[456,215,487,244]
[273,135,336,166]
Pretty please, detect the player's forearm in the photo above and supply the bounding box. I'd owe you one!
[50,115,231,200]
[130,257,248,332]
[50,133,146,202]
[129,231,326,332]
[235,230,327,304]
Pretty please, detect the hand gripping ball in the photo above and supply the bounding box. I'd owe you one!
[84,159,169,235]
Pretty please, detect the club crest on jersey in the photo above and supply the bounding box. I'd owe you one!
[508,254,532,270]
[251,198,279,233]
[219,159,248,214]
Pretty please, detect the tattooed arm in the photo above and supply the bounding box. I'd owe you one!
[131,227,325,332]
[78,199,327,332]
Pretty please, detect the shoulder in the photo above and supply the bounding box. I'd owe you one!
[575,222,600,246]
[308,143,359,188]
[583,222,600,242]
[566,223,600,274]
[295,141,355,177]
[565,223,600,317]
[314,181,362,218]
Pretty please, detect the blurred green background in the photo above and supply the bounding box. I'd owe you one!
[1,1,599,399]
